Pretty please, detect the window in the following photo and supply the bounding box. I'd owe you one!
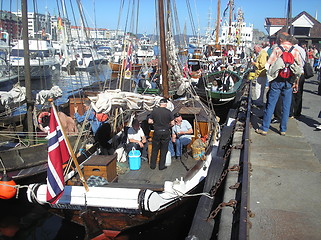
[293,27,310,36]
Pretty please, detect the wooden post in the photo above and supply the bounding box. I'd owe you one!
[21,0,34,144]
[158,0,169,99]
[50,100,89,192]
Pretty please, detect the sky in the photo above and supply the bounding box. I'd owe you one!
[1,0,320,35]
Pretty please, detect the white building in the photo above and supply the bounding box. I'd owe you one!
[50,16,72,42]
[70,26,124,41]
[13,11,50,38]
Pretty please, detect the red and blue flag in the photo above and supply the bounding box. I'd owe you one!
[46,107,70,203]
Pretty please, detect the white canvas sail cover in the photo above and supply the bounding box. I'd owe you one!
[89,89,174,113]
[0,85,63,106]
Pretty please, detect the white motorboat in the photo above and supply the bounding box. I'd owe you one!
[9,39,60,79]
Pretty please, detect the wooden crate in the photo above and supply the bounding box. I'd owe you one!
[83,154,117,183]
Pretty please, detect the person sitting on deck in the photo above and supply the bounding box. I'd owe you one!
[138,74,151,89]
[126,119,148,162]
[211,80,219,92]
[168,113,193,161]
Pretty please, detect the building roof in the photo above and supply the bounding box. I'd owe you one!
[265,18,287,26]
[270,11,321,38]
[70,26,108,31]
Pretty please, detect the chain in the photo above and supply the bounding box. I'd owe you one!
[209,164,240,197]
[229,182,240,189]
[231,144,244,149]
[207,199,237,221]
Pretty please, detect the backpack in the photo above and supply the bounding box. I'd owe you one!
[278,45,295,79]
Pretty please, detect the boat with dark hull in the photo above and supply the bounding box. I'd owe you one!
[23,0,235,238]
[27,94,220,238]
[195,70,246,102]
[0,135,97,184]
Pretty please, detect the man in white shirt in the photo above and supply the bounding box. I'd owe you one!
[126,119,148,161]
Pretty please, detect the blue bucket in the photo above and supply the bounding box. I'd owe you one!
[128,148,141,170]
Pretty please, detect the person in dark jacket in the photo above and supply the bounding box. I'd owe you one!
[148,99,174,170]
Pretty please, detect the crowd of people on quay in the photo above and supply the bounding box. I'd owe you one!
[250,32,321,135]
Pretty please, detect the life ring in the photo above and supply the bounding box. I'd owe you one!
[38,112,50,124]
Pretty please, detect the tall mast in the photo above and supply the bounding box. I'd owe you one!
[215,0,221,47]
[228,0,234,37]
[158,0,169,98]
[21,0,34,142]
[286,0,293,35]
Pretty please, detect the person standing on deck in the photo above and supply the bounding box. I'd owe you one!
[256,32,302,136]
[252,44,269,107]
[148,99,174,170]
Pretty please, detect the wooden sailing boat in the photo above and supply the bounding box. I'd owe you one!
[26,0,221,239]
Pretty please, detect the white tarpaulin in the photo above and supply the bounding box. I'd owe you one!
[0,85,63,106]
[89,89,174,113]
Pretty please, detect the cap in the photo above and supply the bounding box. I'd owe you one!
[174,112,181,118]
[159,98,168,103]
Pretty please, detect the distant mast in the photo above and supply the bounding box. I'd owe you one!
[228,0,234,37]
[215,0,221,48]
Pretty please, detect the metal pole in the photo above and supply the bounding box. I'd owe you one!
[21,0,34,143]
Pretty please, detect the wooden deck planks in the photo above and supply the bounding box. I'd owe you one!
[116,154,197,187]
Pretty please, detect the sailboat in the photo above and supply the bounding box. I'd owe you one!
[24,0,227,239]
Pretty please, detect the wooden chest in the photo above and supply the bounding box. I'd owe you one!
[83,154,117,183]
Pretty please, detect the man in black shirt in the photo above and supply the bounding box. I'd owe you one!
[148,99,174,170]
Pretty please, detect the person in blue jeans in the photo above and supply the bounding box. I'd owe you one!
[256,32,302,136]
[169,113,193,160]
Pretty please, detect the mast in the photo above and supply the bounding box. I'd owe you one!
[215,0,221,48]
[158,0,169,99]
[286,0,293,35]
[228,0,234,37]
[21,0,34,142]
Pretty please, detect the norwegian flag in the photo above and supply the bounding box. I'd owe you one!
[46,107,70,203]
[123,43,133,71]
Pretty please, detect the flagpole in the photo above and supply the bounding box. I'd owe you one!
[50,100,89,192]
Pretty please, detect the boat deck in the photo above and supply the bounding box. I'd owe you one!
[115,152,198,188]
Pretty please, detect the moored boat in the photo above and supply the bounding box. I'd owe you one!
[26,92,220,238]
[9,39,60,79]
[109,61,142,72]
[195,69,246,102]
